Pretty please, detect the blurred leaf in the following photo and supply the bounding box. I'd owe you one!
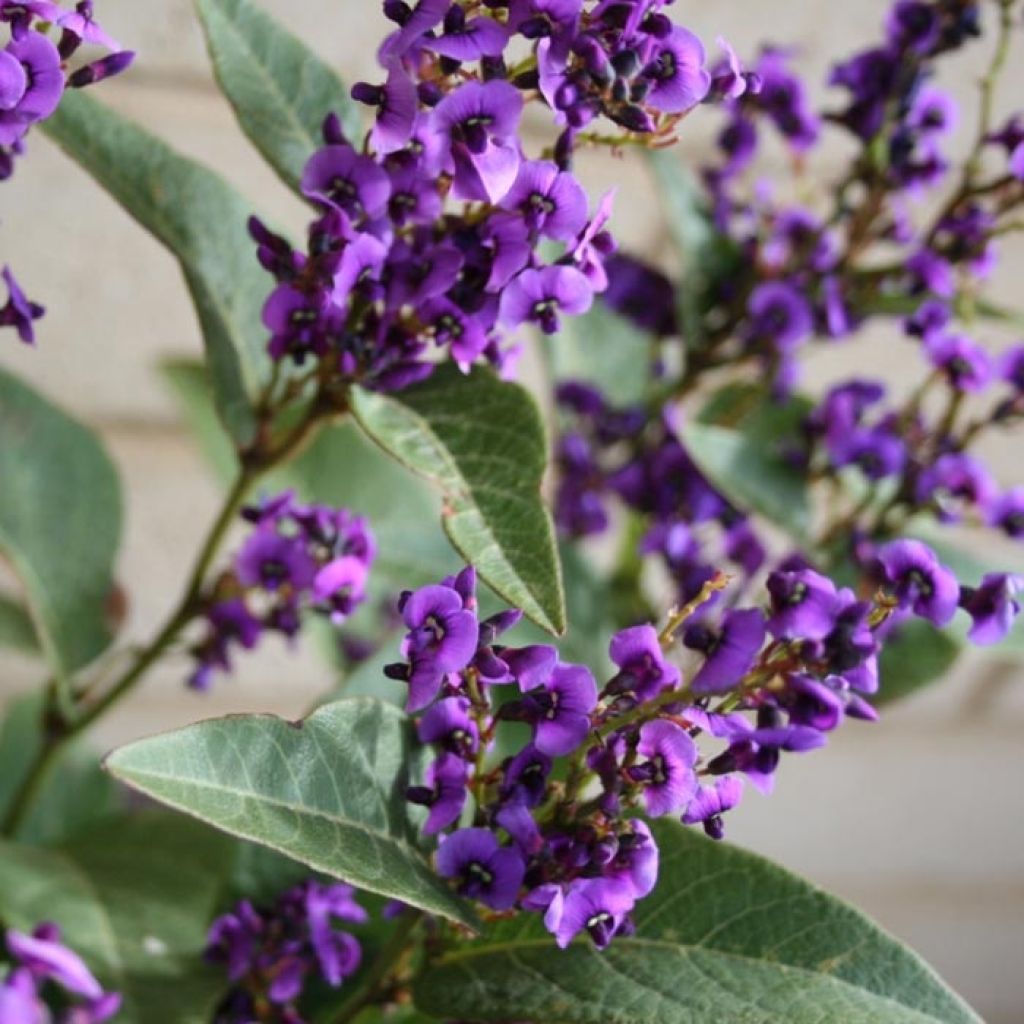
[0,594,39,654]
[0,368,122,676]
[43,91,269,445]
[414,819,981,1024]
[350,366,566,635]
[194,0,361,192]
[876,619,963,705]
[0,694,123,844]
[552,303,651,406]
[106,697,477,928]
[0,812,233,1022]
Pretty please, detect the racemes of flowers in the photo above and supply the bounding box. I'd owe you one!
[554,0,1024,650]
[386,541,1008,949]
[0,923,120,1023]
[205,881,367,1022]
[187,491,376,690]
[247,0,744,399]
[1,0,133,344]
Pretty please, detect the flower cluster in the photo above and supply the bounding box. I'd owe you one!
[390,547,1009,950]
[1,923,120,1023]
[188,491,375,690]
[248,0,725,396]
[1,1,133,344]
[206,881,366,1023]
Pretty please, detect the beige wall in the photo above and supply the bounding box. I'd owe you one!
[2,2,1024,1020]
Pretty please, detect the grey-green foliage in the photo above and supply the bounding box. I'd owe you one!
[0,813,233,1023]
[351,366,566,636]
[194,0,362,192]
[106,697,476,927]
[0,367,122,675]
[415,820,979,1024]
[0,594,39,654]
[43,91,269,445]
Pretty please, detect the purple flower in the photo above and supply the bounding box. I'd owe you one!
[603,819,660,898]
[500,743,552,808]
[641,26,710,114]
[354,63,418,155]
[522,662,597,756]
[915,453,997,523]
[436,828,524,910]
[236,527,317,592]
[409,751,469,835]
[987,488,1024,538]
[262,284,331,361]
[305,883,366,986]
[682,776,743,839]
[6,927,104,1001]
[549,878,634,950]
[301,144,391,221]
[501,159,588,241]
[876,540,960,626]
[766,569,838,641]
[926,333,994,392]
[427,13,510,60]
[378,0,448,62]
[432,79,523,203]
[312,555,369,622]
[418,696,479,758]
[0,33,63,147]
[606,623,680,702]
[0,265,44,343]
[631,720,698,817]
[684,609,766,694]
[499,265,593,334]
[747,281,813,351]
[959,574,1023,646]
[399,582,478,711]
[886,1,941,54]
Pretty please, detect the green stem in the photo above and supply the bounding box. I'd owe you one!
[329,911,422,1024]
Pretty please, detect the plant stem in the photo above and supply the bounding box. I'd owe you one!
[329,911,422,1024]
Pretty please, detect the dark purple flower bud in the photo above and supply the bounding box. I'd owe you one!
[500,265,593,334]
[67,49,135,88]
[436,828,524,910]
[685,608,765,694]
[682,776,743,839]
[607,623,680,702]
[959,574,1023,646]
[0,265,44,344]
[876,539,960,626]
[631,719,698,817]
[602,253,678,336]
[522,662,597,756]
[886,1,941,54]
[747,281,813,351]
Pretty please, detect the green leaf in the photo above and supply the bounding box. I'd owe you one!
[683,404,811,538]
[0,368,122,675]
[105,697,477,928]
[414,820,980,1024]
[0,812,232,1022]
[551,302,651,407]
[194,0,361,192]
[350,366,566,635]
[43,91,270,445]
[0,694,123,844]
[0,594,39,654]
[876,618,963,705]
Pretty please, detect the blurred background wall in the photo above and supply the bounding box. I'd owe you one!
[1,2,1023,1019]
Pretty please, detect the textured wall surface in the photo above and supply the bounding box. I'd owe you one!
[2,2,1023,1020]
